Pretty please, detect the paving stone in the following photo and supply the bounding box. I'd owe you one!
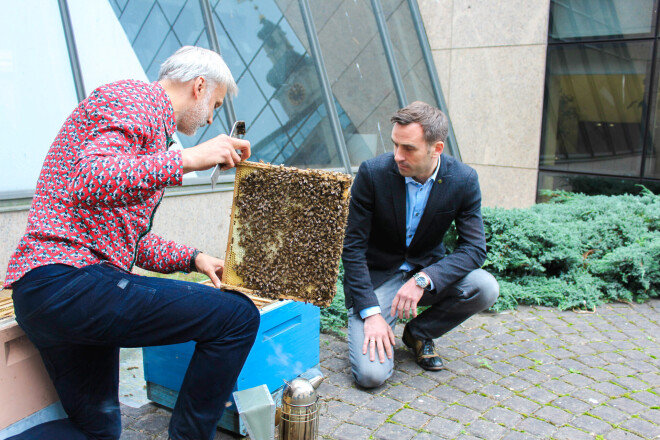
[403,375,439,393]
[570,414,612,434]
[390,369,413,384]
[570,388,607,407]
[602,428,646,439]
[580,367,615,382]
[365,396,405,414]
[459,393,496,412]
[587,405,629,424]
[479,384,514,402]
[466,419,506,438]
[561,373,595,388]
[498,376,533,392]
[348,408,389,429]
[337,387,373,406]
[428,385,467,403]
[620,417,660,439]
[324,400,359,419]
[640,408,660,424]
[333,422,373,440]
[465,367,502,384]
[508,356,536,369]
[120,430,154,440]
[407,395,449,416]
[384,384,421,402]
[613,376,650,392]
[590,382,629,398]
[318,415,342,436]
[442,405,480,424]
[608,397,648,414]
[323,356,350,372]
[534,405,573,425]
[500,431,539,440]
[373,422,417,440]
[413,433,445,440]
[448,376,482,394]
[515,417,558,437]
[391,408,432,429]
[425,417,464,438]
[539,378,576,395]
[483,406,524,426]
[130,412,169,435]
[552,396,591,414]
[489,362,520,376]
[520,385,557,404]
[501,396,541,415]
[552,426,597,440]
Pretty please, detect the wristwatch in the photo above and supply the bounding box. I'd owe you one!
[413,272,430,289]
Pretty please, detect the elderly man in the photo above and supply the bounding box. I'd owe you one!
[342,101,499,388]
[5,46,258,440]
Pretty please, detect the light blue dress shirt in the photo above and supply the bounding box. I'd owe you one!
[360,159,441,319]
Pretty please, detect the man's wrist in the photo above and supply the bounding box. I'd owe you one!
[189,249,201,272]
[360,306,382,319]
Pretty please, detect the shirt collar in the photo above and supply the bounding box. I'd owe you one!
[404,157,441,186]
[152,81,177,137]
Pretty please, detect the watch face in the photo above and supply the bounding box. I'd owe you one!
[414,274,427,288]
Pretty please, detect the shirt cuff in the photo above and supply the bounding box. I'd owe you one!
[360,306,382,319]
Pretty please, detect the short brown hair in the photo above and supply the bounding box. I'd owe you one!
[390,101,448,145]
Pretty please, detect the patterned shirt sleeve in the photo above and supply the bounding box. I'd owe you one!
[135,232,196,273]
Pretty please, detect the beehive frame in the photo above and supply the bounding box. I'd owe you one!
[220,161,352,307]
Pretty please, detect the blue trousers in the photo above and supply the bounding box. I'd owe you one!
[9,263,260,440]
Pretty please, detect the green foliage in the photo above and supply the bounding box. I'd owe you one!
[484,188,660,311]
[321,262,348,337]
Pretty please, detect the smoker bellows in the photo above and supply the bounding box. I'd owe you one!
[221,161,352,307]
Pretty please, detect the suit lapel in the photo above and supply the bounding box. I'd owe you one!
[389,163,407,248]
[409,156,451,249]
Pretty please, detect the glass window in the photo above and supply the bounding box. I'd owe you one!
[382,0,436,105]
[540,41,652,177]
[646,41,660,179]
[310,0,400,166]
[0,0,79,198]
[549,0,656,41]
[537,171,660,199]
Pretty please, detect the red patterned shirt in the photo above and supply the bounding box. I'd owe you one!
[4,80,195,287]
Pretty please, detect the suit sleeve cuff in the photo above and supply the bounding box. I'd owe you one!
[360,306,382,319]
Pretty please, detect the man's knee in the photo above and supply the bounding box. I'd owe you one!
[473,269,499,310]
[352,361,391,388]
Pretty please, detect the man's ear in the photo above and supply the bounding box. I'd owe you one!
[433,140,444,157]
[192,76,206,100]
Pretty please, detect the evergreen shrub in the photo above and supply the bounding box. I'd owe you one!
[321,189,660,331]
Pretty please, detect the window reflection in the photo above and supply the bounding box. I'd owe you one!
[550,0,655,41]
[541,42,652,177]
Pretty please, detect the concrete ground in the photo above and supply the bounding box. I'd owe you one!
[119,300,660,439]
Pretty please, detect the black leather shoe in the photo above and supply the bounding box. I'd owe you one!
[402,325,445,371]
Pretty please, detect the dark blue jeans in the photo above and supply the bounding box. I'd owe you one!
[9,263,260,440]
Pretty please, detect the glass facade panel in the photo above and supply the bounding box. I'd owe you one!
[0,0,79,197]
[382,0,436,105]
[549,0,656,41]
[646,42,660,179]
[538,171,660,197]
[540,42,652,177]
[311,0,400,166]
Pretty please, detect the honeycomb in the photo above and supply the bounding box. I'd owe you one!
[221,161,352,307]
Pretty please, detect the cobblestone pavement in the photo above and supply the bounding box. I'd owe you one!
[120,300,660,440]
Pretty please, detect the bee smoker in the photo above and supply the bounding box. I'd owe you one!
[278,375,323,440]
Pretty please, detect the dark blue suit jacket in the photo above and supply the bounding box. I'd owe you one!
[342,153,487,313]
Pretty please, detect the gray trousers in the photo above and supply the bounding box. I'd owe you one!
[348,269,499,388]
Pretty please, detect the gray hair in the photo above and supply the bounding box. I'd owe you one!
[390,101,448,145]
[158,46,238,96]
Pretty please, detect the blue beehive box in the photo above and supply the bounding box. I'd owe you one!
[142,298,320,435]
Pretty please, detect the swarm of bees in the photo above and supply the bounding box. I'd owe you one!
[222,162,352,307]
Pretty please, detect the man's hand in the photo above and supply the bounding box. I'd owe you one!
[362,314,396,363]
[181,134,251,173]
[391,278,424,320]
[193,252,224,288]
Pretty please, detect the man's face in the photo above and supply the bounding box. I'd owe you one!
[392,122,443,183]
[178,82,228,136]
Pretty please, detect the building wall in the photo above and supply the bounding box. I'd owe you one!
[419,0,550,208]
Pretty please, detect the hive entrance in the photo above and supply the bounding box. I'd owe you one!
[221,162,352,307]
